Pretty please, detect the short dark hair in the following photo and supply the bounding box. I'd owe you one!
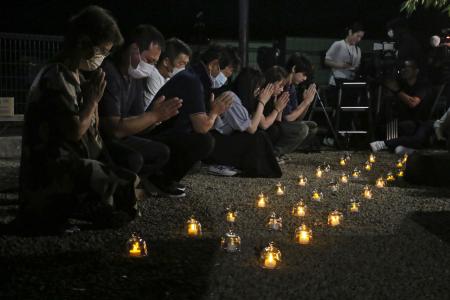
[220,46,241,71]
[286,53,313,77]
[126,24,165,53]
[200,44,224,65]
[158,37,192,65]
[347,22,365,35]
[232,67,265,113]
[264,65,288,84]
[64,5,123,51]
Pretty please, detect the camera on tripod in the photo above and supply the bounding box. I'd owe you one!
[358,41,399,82]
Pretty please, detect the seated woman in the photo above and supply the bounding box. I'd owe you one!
[13,6,139,234]
[205,67,282,178]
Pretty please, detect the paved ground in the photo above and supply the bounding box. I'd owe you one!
[1,151,450,300]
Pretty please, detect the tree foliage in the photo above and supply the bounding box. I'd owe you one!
[401,0,450,16]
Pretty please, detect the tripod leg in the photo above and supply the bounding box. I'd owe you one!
[318,97,342,149]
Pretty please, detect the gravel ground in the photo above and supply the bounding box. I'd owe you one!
[1,151,450,300]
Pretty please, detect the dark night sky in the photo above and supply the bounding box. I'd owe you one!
[1,0,449,43]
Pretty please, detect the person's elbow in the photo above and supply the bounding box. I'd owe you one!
[408,97,421,108]
[258,121,270,130]
[192,123,210,134]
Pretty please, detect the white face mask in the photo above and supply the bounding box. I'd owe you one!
[170,66,185,77]
[211,71,227,89]
[387,29,394,39]
[79,54,105,71]
[128,59,157,79]
[430,35,441,47]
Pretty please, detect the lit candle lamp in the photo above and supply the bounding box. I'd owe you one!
[369,153,376,163]
[364,161,372,171]
[256,193,268,208]
[340,173,349,184]
[298,175,308,187]
[275,182,285,196]
[339,157,346,166]
[316,166,323,178]
[375,177,386,188]
[311,189,323,202]
[352,168,361,178]
[226,209,237,223]
[266,212,282,231]
[186,216,202,237]
[126,232,148,258]
[295,224,312,245]
[328,210,343,227]
[396,159,403,169]
[386,172,395,182]
[349,199,360,213]
[402,153,408,164]
[362,185,373,199]
[397,169,404,177]
[220,229,241,253]
[292,200,307,217]
[260,242,281,269]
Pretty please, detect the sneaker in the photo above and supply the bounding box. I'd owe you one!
[143,178,186,198]
[208,165,238,176]
[370,141,388,152]
[171,182,186,192]
[394,145,415,155]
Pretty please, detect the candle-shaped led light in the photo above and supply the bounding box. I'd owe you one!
[396,159,403,169]
[375,177,386,188]
[292,200,307,217]
[260,242,282,269]
[220,229,241,253]
[126,233,148,258]
[397,169,404,177]
[226,209,237,223]
[352,168,361,178]
[257,193,268,208]
[369,153,376,163]
[349,199,360,213]
[339,156,347,166]
[386,172,395,182]
[186,216,202,237]
[340,173,349,184]
[328,210,343,227]
[402,153,408,164]
[311,189,323,202]
[362,185,373,199]
[266,212,282,231]
[316,166,323,178]
[275,182,285,196]
[364,161,372,171]
[298,175,308,187]
[295,224,312,245]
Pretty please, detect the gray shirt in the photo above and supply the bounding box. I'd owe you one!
[214,92,251,135]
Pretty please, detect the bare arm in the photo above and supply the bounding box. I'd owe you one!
[191,92,234,134]
[397,92,421,108]
[284,84,316,122]
[259,92,289,129]
[247,84,274,133]
[325,59,352,69]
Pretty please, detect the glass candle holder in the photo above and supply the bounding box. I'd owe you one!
[298,175,308,187]
[292,200,307,217]
[340,173,349,184]
[126,232,148,258]
[316,166,323,178]
[364,161,372,171]
[396,159,404,169]
[275,182,285,196]
[323,163,331,173]
[186,216,202,237]
[311,189,323,202]
[386,172,395,182]
[339,157,347,166]
[375,177,386,188]
[220,229,241,253]
[344,152,351,162]
[256,193,268,208]
[362,185,373,199]
[259,242,282,269]
[328,180,339,192]
[349,199,360,213]
[328,210,343,227]
[226,209,237,223]
[352,168,361,178]
[295,224,312,245]
[402,153,408,164]
[397,169,404,177]
[369,153,376,163]
[266,212,282,231]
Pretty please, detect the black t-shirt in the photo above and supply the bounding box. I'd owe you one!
[148,65,208,135]
[99,59,145,119]
[397,77,432,122]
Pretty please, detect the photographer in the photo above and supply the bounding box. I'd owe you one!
[370,60,433,154]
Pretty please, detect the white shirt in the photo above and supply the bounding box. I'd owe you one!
[325,39,361,86]
[143,70,168,110]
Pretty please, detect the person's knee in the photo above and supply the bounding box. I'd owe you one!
[157,143,171,165]
[195,133,215,158]
[126,151,144,174]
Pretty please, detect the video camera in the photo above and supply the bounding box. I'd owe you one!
[357,41,400,83]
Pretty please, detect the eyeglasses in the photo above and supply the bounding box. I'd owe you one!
[93,46,111,57]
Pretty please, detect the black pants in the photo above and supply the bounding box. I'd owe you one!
[105,136,170,176]
[151,132,215,183]
[385,120,434,150]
